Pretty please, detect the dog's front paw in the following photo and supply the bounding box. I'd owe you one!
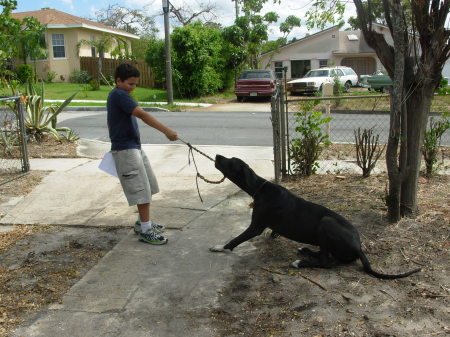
[291,259,302,268]
[209,245,230,253]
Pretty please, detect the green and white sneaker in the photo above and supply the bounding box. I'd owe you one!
[134,221,165,235]
[138,229,168,245]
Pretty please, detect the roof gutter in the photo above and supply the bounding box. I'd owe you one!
[46,23,139,39]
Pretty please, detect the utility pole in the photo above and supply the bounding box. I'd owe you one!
[162,0,174,104]
[232,0,239,21]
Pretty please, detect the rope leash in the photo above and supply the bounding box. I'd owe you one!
[178,137,226,202]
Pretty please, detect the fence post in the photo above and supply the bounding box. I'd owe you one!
[271,88,280,184]
[280,84,287,177]
[17,97,30,173]
[322,82,333,138]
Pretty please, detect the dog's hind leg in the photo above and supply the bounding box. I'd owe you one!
[297,247,321,258]
[291,249,332,269]
[292,216,347,269]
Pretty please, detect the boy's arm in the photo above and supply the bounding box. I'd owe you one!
[131,106,178,141]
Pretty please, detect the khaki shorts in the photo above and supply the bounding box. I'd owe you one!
[112,149,159,206]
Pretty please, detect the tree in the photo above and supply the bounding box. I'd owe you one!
[91,4,159,60]
[306,1,450,222]
[1,0,46,76]
[144,39,166,85]
[223,10,279,69]
[92,4,158,37]
[169,1,217,26]
[0,0,19,65]
[260,15,301,68]
[170,21,232,98]
[347,0,386,29]
[14,16,46,64]
[76,33,130,84]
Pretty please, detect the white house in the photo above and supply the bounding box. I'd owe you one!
[260,24,394,81]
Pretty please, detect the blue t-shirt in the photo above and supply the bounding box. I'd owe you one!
[107,88,140,151]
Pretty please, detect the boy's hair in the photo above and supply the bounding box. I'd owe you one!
[115,63,140,82]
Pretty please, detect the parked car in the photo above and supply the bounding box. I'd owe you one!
[235,69,278,102]
[359,71,392,92]
[287,66,359,94]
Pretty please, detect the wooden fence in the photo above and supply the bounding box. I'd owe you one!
[80,57,155,88]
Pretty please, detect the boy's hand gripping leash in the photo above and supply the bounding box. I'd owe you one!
[178,137,225,202]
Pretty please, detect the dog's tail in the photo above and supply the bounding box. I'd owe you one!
[358,251,421,279]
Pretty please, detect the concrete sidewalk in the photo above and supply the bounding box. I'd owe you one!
[4,140,274,337]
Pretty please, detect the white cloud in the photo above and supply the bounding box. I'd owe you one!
[61,0,75,11]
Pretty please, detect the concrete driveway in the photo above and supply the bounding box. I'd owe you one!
[188,99,272,112]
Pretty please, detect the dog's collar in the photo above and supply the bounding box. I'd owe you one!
[252,180,268,199]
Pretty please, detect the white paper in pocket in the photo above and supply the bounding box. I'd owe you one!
[98,151,118,178]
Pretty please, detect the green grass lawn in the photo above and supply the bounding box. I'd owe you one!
[0,82,236,106]
[37,82,169,102]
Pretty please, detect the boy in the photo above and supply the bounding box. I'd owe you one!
[107,63,178,244]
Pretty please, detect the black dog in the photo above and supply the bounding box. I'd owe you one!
[210,155,421,280]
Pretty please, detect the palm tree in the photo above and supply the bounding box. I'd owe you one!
[76,33,129,84]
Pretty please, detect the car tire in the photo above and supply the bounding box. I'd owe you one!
[236,96,243,102]
[344,81,351,93]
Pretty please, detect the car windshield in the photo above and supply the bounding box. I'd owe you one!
[304,70,329,78]
[240,71,271,79]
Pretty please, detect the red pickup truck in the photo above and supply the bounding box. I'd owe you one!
[235,69,278,102]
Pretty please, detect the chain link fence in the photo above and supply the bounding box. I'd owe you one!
[0,95,30,185]
[271,85,450,179]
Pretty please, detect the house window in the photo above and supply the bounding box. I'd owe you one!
[274,61,283,79]
[52,34,66,58]
[319,59,328,68]
[290,60,311,79]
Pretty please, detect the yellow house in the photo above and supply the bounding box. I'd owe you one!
[11,8,139,82]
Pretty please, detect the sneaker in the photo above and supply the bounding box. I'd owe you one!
[134,221,165,235]
[138,229,168,245]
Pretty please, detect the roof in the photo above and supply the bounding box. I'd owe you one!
[333,30,374,54]
[11,8,139,39]
[260,25,340,57]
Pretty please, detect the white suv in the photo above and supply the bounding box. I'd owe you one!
[287,66,359,94]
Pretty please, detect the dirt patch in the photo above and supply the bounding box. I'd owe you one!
[2,136,78,160]
[211,174,449,337]
[25,137,78,159]
[0,139,125,337]
[0,226,128,336]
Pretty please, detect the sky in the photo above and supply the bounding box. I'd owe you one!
[15,0,357,40]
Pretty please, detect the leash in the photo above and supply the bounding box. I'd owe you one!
[178,137,226,202]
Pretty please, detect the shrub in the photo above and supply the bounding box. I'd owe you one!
[354,127,385,178]
[69,70,91,84]
[145,39,168,85]
[422,113,450,176]
[23,82,78,141]
[89,78,100,91]
[290,102,332,176]
[170,22,230,98]
[16,64,34,83]
[46,70,57,83]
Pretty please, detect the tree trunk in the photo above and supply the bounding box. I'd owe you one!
[400,87,433,216]
[385,1,406,223]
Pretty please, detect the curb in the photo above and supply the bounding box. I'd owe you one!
[64,106,169,112]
